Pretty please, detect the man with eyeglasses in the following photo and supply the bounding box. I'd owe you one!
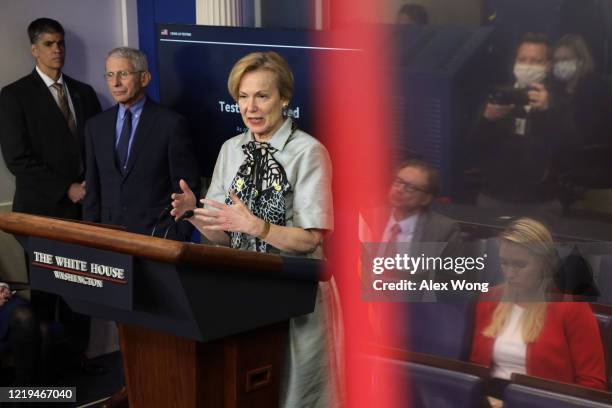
[83,46,200,408]
[361,159,465,350]
[83,47,200,240]
[361,159,460,247]
[0,18,103,382]
[360,160,463,294]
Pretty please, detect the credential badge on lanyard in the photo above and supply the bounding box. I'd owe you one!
[515,118,527,136]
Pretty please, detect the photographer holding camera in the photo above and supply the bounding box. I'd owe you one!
[473,33,571,211]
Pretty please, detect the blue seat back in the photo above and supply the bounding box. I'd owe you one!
[504,384,612,408]
[370,357,484,408]
[380,302,475,360]
[407,303,475,360]
[598,256,612,305]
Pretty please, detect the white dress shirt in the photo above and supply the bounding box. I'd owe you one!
[36,65,77,125]
[381,213,419,244]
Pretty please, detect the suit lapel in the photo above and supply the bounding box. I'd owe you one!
[415,211,448,257]
[30,71,81,170]
[414,211,428,242]
[123,98,155,178]
[105,105,123,175]
[64,76,85,129]
[30,71,70,129]
[64,76,89,170]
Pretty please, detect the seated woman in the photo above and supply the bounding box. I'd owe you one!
[0,282,41,385]
[470,218,606,405]
[171,51,343,407]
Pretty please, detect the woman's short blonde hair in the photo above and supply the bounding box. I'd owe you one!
[227,51,294,102]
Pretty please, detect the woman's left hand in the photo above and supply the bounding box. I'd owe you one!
[194,192,264,236]
[193,193,322,254]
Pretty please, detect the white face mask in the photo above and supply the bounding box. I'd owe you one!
[553,59,578,82]
[513,63,548,88]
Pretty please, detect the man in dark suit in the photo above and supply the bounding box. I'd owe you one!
[83,47,200,240]
[0,18,103,378]
[83,46,200,408]
[0,18,101,219]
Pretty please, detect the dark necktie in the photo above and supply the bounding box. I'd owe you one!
[116,109,132,172]
[51,82,76,135]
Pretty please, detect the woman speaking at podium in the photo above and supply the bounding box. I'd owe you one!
[171,51,343,407]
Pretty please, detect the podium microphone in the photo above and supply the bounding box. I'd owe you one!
[176,209,194,222]
[150,205,172,237]
[162,209,194,239]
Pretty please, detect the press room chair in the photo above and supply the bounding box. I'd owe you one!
[504,383,612,408]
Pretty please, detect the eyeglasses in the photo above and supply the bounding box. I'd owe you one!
[392,178,429,193]
[104,70,143,81]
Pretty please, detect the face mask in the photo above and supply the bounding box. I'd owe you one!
[553,60,578,81]
[513,63,548,88]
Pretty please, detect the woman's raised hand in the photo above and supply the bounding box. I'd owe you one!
[170,179,196,220]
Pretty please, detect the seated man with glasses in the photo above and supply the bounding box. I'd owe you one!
[360,159,464,350]
[360,159,460,248]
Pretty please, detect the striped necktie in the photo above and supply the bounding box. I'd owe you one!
[51,82,76,136]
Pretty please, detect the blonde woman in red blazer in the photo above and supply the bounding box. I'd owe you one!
[469,218,606,404]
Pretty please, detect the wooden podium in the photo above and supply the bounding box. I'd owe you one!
[0,212,326,407]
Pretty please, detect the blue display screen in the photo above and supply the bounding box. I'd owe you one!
[156,24,360,175]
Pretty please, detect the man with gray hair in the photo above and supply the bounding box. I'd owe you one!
[83,46,200,408]
[83,47,200,239]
